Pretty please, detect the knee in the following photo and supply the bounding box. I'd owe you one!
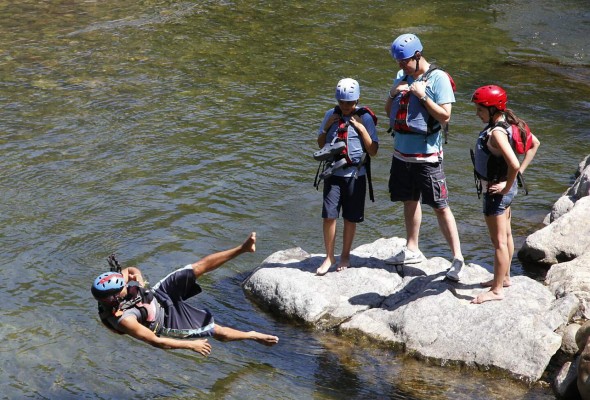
[213,325,229,341]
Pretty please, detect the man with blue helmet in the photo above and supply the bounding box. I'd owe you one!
[91,232,278,355]
[384,34,465,281]
[315,78,379,276]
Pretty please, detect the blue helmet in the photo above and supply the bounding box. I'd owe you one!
[390,34,423,61]
[91,272,125,303]
[335,78,360,101]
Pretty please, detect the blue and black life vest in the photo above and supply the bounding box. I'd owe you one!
[472,124,512,183]
[98,282,158,335]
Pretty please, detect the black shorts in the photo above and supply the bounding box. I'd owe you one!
[388,156,449,209]
[152,266,215,338]
[322,175,366,223]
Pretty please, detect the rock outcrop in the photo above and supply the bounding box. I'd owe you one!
[519,154,590,265]
[243,238,578,382]
[243,155,590,395]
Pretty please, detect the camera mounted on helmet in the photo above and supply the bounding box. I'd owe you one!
[107,254,122,273]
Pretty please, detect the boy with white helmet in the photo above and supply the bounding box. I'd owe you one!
[315,78,379,276]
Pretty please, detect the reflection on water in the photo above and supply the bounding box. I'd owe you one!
[1,0,589,399]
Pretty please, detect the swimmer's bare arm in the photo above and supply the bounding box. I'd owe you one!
[118,316,212,356]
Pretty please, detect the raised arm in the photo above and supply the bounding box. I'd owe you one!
[121,266,145,286]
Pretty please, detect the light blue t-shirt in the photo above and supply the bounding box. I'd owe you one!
[391,68,455,162]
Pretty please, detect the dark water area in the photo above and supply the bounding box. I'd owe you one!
[1,0,589,399]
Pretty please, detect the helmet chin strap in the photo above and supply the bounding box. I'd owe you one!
[487,107,501,125]
[414,51,422,74]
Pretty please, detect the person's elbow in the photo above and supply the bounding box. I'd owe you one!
[368,142,379,157]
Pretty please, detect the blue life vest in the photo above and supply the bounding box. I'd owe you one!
[389,65,453,136]
[327,106,374,166]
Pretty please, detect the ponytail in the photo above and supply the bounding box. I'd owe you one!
[504,109,528,147]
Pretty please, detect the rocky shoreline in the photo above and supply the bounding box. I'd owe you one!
[243,155,590,399]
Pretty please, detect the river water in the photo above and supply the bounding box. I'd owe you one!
[1,1,589,399]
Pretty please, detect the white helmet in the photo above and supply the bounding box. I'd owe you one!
[335,78,360,101]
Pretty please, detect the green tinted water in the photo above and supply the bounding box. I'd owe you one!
[1,0,588,398]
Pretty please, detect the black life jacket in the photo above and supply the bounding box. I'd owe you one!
[98,281,156,334]
[469,121,529,198]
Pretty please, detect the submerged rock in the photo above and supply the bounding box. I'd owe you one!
[243,237,579,382]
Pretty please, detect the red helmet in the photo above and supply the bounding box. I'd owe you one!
[471,85,507,111]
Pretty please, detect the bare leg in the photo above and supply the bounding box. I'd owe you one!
[317,218,337,276]
[403,200,421,251]
[481,208,513,288]
[472,212,510,304]
[506,207,514,282]
[214,324,279,346]
[433,206,463,261]
[192,232,256,278]
[337,219,356,271]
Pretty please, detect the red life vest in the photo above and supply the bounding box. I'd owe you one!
[333,105,378,165]
[392,64,456,135]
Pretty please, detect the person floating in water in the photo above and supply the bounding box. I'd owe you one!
[91,232,279,355]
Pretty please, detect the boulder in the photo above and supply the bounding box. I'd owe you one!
[243,237,579,382]
[546,155,590,223]
[546,252,590,320]
[518,196,590,265]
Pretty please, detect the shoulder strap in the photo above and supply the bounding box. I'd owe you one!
[354,106,378,126]
[423,64,457,92]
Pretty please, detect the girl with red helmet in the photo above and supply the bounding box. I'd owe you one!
[470,85,540,304]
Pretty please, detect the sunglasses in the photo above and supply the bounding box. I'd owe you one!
[399,56,418,65]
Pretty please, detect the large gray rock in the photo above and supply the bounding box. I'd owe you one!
[519,196,590,265]
[546,252,590,320]
[243,237,579,382]
[547,154,590,223]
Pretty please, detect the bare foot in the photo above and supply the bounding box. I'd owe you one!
[336,262,349,272]
[251,332,279,346]
[471,290,505,304]
[481,278,511,288]
[316,258,334,276]
[242,232,256,253]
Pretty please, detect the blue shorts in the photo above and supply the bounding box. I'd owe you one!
[482,181,518,216]
[322,175,366,223]
[152,266,215,338]
[388,156,449,209]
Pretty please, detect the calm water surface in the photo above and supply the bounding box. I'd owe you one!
[1,1,589,399]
